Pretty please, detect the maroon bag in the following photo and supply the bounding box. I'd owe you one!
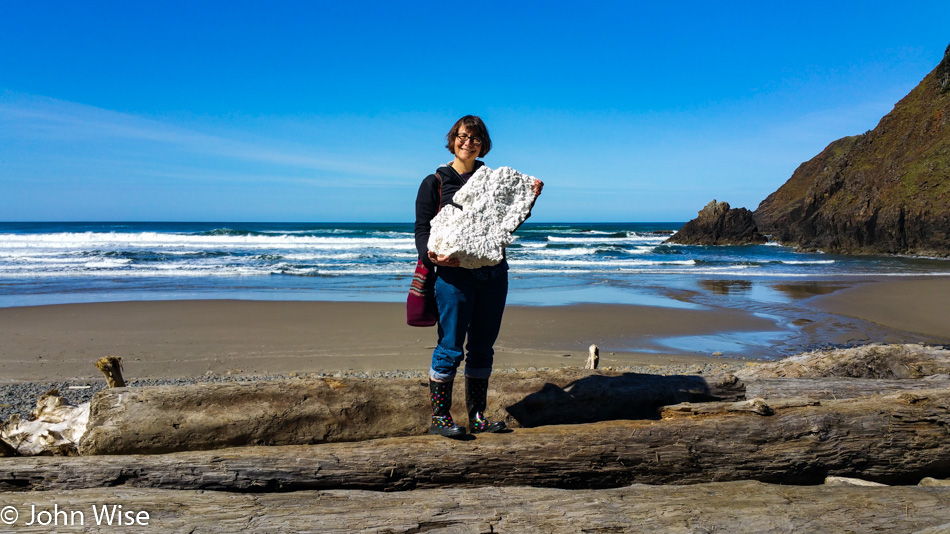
[406,259,438,326]
[406,172,443,327]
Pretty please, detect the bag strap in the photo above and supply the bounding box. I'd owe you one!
[434,170,443,215]
[424,171,443,268]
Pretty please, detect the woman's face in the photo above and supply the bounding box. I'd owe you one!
[454,126,481,163]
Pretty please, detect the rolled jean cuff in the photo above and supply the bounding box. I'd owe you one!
[463,366,493,379]
[429,368,457,382]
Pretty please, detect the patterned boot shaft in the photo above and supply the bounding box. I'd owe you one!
[429,379,466,438]
[465,377,506,434]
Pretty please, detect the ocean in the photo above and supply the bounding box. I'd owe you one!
[2,221,949,357]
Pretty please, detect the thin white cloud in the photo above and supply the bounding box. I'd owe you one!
[0,91,416,181]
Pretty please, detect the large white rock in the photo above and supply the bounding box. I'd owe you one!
[428,166,537,269]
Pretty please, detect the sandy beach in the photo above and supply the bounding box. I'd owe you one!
[810,277,950,340]
[0,300,773,383]
[1,276,948,384]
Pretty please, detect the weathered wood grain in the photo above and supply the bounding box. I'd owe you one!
[735,344,950,379]
[78,370,745,455]
[744,375,950,400]
[5,389,949,492]
[0,483,948,533]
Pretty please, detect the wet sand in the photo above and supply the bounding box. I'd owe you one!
[1,276,948,383]
[809,277,950,340]
[0,300,774,383]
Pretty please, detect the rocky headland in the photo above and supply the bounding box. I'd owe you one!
[672,44,950,255]
[754,44,950,256]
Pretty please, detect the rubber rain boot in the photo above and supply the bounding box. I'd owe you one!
[466,377,506,434]
[429,379,466,438]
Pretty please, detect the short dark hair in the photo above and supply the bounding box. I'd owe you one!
[445,115,492,157]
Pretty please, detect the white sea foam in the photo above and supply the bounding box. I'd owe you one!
[624,246,656,255]
[510,259,696,267]
[0,232,414,249]
[281,252,365,261]
[83,259,132,268]
[527,247,600,257]
[546,236,657,245]
[3,221,946,310]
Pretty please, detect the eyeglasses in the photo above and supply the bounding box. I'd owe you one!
[456,134,482,146]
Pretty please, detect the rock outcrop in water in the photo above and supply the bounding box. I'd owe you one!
[665,200,766,245]
[754,44,950,256]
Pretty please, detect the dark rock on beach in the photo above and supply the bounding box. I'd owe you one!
[665,200,767,245]
[754,44,950,256]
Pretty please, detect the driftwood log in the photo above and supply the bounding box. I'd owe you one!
[76,369,949,456]
[744,375,950,400]
[5,388,948,492]
[78,370,745,455]
[0,482,948,533]
[735,344,950,379]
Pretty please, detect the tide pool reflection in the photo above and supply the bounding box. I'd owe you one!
[699,279,753,295]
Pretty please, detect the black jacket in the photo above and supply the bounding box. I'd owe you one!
[414,161,486,269]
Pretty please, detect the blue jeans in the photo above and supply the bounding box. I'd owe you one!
[429,262,508,382]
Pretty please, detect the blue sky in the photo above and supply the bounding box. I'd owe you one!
[1,2,948,222]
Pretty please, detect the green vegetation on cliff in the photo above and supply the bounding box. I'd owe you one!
[754,44,950,256]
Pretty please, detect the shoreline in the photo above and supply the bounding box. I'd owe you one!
[1,275,949,385]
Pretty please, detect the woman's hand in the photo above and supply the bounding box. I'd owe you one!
[428,250,460,267]
[532,179,544,198]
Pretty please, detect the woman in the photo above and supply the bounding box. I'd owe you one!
[414,115,542,438]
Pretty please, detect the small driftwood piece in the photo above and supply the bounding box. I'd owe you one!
[0,482,948,533]
[5,388,948,491]
[585,344,599,369]
[78,370,744,455]
[94,356,126,388]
